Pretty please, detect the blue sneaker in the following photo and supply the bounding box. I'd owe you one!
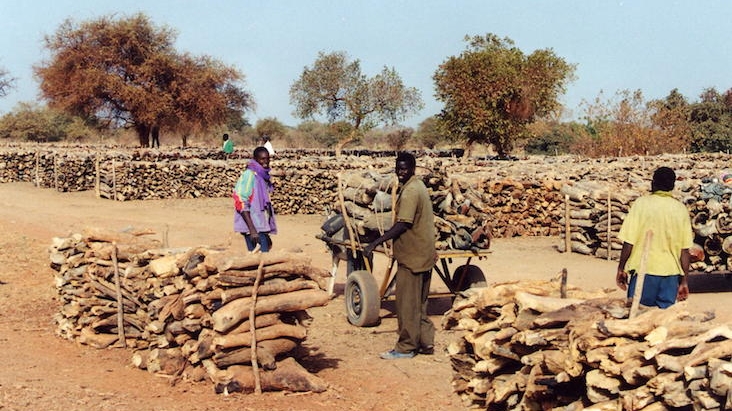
[380,349,416,360]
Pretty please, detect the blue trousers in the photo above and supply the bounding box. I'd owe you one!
[243,232,271,252]
[627,273,681,308]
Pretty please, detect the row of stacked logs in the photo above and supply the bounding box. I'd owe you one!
[3,144,731,267]
[444,280,732,410]
[558,166,732,271]
[49,227,332,393]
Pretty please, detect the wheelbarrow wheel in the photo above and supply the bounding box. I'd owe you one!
[452,264,487,291]
[345,270,380,327]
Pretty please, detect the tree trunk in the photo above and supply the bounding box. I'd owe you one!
[135,123,150,148]
[150,125,160,148]
[335,129,359,157]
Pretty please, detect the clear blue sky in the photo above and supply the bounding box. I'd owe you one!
[1,1,731,128]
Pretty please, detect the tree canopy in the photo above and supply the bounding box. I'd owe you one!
[289,51,423,154]
[34,13,253,147]
[433,34,575,156]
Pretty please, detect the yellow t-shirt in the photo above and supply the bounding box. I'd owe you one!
[617,191,693,276]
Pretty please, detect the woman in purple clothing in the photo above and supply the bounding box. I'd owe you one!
[232,146,277,252]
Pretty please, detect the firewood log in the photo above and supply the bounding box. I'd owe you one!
[218,263,330,290]
[219,279,320,303]
[146,347,186,376]
[213,323,307,350]
[211,289,328,333]
[212,338,298,368]
[213,357,327,394]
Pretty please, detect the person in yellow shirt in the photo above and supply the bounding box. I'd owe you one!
[616,167,693,308]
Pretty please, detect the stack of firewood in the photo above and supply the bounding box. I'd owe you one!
[330,168,496,251]
[556,171,732,272]
[444,280,732,410]
[49,228,332,394]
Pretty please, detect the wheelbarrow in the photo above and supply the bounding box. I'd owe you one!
[316,231,490,327]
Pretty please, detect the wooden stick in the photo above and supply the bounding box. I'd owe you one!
[629,230,653,319]
[35,151,40,188]
[379,176,399,297]
[337,174,360,262]
[560,268,567,298]
[564,194,571,253]
[607,189,612,260]
[53,152,58,191]
[95,152,100,198]
[249,255,265,394]
[111,242,127,348]
[112,157,117,201]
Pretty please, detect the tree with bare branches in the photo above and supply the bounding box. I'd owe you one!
[0,66,15,98]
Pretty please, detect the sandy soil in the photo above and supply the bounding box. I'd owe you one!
[0,182,729,411]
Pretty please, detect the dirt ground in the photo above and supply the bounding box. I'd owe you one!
[0,182,730,411]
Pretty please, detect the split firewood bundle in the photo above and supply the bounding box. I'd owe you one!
[49,228,332,394]
[444,280,732,410]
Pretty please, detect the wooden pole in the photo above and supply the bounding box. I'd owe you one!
[111,242,127,348]
[629,230,653,319]
[564,194,571,253]
[249,256,265,394]
[337,173,360,263]
[560,268,568,298]
[163,224,170,248]
[607,189,612,260]
[379,176,399,297]
[53,153,58,191]
[95,152,101,198]
[34,151,40,187]
[112,157,117,201]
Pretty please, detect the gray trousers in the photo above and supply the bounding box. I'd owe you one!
[394,265,435,353]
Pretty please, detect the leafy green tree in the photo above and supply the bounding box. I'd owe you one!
[0,102,95,142]
[414,116,445,149]
[254,117,287,145]
[0,65,15,98]
[289,51,423,155]
[524,121,586,155]
[384,127,414,151]
[688,88,732,152]
[34,13,252,147]
[648,88,692,151]
[433,34,575,156]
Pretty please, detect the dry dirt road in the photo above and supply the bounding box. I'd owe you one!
[0,182,729,411]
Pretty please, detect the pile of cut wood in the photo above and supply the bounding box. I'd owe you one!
[444,280,732,410]
[557,169,732,272]
[49,228,332,394]
[330,168,496,251]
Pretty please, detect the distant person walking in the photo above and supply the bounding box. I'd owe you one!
[616,166,693,308]
[222,133,234,154]
[233,147,277,252]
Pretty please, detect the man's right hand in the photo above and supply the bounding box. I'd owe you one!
[616,268,628,291]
